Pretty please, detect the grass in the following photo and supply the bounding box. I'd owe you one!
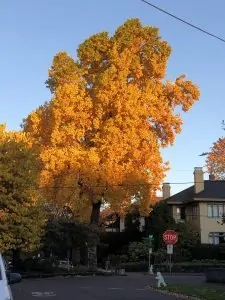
[162,285,225,300]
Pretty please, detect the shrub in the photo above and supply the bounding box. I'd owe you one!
[128,238,150,262]
[33,259,55,273]
[121,260,225,273]
[190,244,225,260]
[119,254,129,263]
[100,231,144,258]
[12,257,58,274]
[121,261,148,272]
[154,249,167,264]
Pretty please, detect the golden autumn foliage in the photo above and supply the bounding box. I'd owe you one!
[23,19,200,222]
[207,137,225,179]
[0,124,46,252]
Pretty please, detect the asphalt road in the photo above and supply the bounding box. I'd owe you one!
[11,273,206,300]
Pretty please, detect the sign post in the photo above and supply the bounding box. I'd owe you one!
[163,230,178,274]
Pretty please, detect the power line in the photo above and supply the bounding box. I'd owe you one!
[14,181,216,190]
[141,0,225,43]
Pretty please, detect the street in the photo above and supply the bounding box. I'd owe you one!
[11,274,206,300]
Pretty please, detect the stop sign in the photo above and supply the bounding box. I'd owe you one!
[163,230,178,245]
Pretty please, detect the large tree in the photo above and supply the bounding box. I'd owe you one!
[207,137,225,179]
[23,19,200,266]
[0,125,46,262]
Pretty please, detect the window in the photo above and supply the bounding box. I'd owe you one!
[180,207,186,220]
[208,205,212,217]
[208,204,225,218]
[192,206,198,216]
[213,205,219,217]
[175,207,185,220]
[219,205,223,217]
[209,232,225,245]
[176,207,181,219]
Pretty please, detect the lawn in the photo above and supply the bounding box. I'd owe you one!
[162,285,225,300]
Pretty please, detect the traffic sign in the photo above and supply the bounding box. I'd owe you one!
[167,244,173,254]
[163,230,178,245]
[149,235,154,241]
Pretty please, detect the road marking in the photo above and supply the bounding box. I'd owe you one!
[31,292,56,297]
[108,288,124,290]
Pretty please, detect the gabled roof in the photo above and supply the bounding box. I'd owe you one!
[196,180,225,199]
[166,185,194,204]
[167,180,225,204]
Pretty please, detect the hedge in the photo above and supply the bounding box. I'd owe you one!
[121,261,225,273]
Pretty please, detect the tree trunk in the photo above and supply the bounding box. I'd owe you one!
[12,249,21,270]
[90,201,101,225]
[88,201,101,270]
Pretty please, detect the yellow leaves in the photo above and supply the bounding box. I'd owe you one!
[207,137,225,180]
[51,83,92,143]
[46,52,82,93]
[23,18,200,221]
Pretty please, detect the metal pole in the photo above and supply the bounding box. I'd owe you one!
[148,239,152,274]
[85,242,89,269]
[169,254,172,274]
[67,250,70,272]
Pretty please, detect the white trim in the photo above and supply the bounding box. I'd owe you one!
[193,198,225,201]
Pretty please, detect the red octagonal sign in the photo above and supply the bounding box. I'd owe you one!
[163,230,178,245]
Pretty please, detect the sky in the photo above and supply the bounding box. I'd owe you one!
[1,0,225,195]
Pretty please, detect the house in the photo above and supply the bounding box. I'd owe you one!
[100,205,147,233]
[166,167,225,245]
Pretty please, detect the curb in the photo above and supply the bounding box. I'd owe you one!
[21,271,127,279]
[143,272,204,276]
[161,273,204,277]
[145,285,201,300]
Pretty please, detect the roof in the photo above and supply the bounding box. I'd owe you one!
[167,180,225,204]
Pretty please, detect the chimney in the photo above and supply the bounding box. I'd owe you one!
[209,174,215,181]
[163,183,171,200]
[194,167,204,194]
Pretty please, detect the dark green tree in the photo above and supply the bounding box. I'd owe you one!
[145,201,175,249]
[42,218,89,259]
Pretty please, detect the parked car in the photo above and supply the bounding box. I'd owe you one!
[0,254,21,300]
[58,260,74,270]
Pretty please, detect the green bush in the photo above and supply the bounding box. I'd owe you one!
[121,261,225,273]
[13,257,58,274]
[119,254,128,263]
[190,244,225,260]
[33,259,55,273]
[128,238,150,262]
[99,231,144,259]
[121,261,148,272]
[153,249,167,264]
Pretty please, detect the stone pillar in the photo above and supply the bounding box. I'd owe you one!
[120,218,125,232]
[139,217,145,232]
